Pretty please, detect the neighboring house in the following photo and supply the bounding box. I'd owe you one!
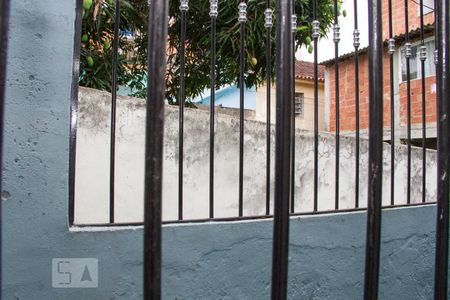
[193,85,257,110]
[323,0,436,147]
[255,60,326,131]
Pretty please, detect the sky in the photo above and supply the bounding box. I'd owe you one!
[297,0,369,63]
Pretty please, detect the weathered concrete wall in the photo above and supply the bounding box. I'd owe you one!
[197,103,256,120]
[3,1,444,299]
[76,87,437,224]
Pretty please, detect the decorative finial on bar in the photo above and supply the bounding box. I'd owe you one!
[312,20,320,39]
[419,45,427,61]
[180,0,189,11]
[388,38,395,54]
[333,24,340,43]
[238,2,247,23]
[353,29,360,48]
[210,0,218,17]
[264,8,273,28]
[292,14,297,33]
[405,42,412,58]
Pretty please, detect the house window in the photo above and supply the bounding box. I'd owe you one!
[399,38,436,82]
[419,0,434,15]
[294,93,304,118]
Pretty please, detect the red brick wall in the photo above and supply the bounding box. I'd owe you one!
[329,54,368,132]
[328,0,436,133]
[328,51,436,133]
[399,76,437,125]
[381,0,434,40]
[329,50,394,132]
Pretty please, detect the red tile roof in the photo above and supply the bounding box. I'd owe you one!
[295,60,325,82]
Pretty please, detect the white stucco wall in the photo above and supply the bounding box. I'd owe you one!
[74,87,437,224]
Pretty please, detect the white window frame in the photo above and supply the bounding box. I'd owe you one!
[398,37,436,83]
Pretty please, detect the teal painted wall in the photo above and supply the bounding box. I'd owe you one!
[2,1,441,299]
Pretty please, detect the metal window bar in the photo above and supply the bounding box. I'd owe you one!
[60,3,450,298]
[265,3,273,216]
[69,0,83,226]
[178,0,188,220]
[312,0,319,212]
[69,0,444,225]
[66,0,447,243]
[419,0,427,204]
[210,0,218,219]
[353,0,360,208]
[0,0,11,293]
[238,0,247,217]
[434,0,437,69]
[109,0,121,223]
[388,0,395,206]
[143,0,169,296]
[333,0,340,210]
[64,0,449,292]
[364,0,383,298]
[405,0,412,205]
[434,0,450,297]
[271,0,293,296]
[290,9,296,214]
[76,201,433,228]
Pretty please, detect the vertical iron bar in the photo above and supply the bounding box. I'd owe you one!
[405,0,412,204]
[290,97,295,213]
[434,0,438,66]
[109,0,121,223]
[238,0,247,217]
[0,0,10,293]
[143,0,169,296]
[210,0,217,219]
[434,0,450,298]
[178,5,187,221]
[271,0,293,296]
[265,5,273,216]
[363,0,383,298]
[69,0,83,225]
[354,0,360,208]
[333,0,340,210]
[312,0,319,212]
[290,10,296,214]
[388,0,395,206]
[419,0,427,203]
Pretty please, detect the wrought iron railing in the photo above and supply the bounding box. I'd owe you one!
[71,0,438,223]
[64,0,450,298]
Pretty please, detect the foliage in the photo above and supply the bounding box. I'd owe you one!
[80,0,148,97]
[80,0,342,104]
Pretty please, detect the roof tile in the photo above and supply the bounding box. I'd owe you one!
[295,60,325,81]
